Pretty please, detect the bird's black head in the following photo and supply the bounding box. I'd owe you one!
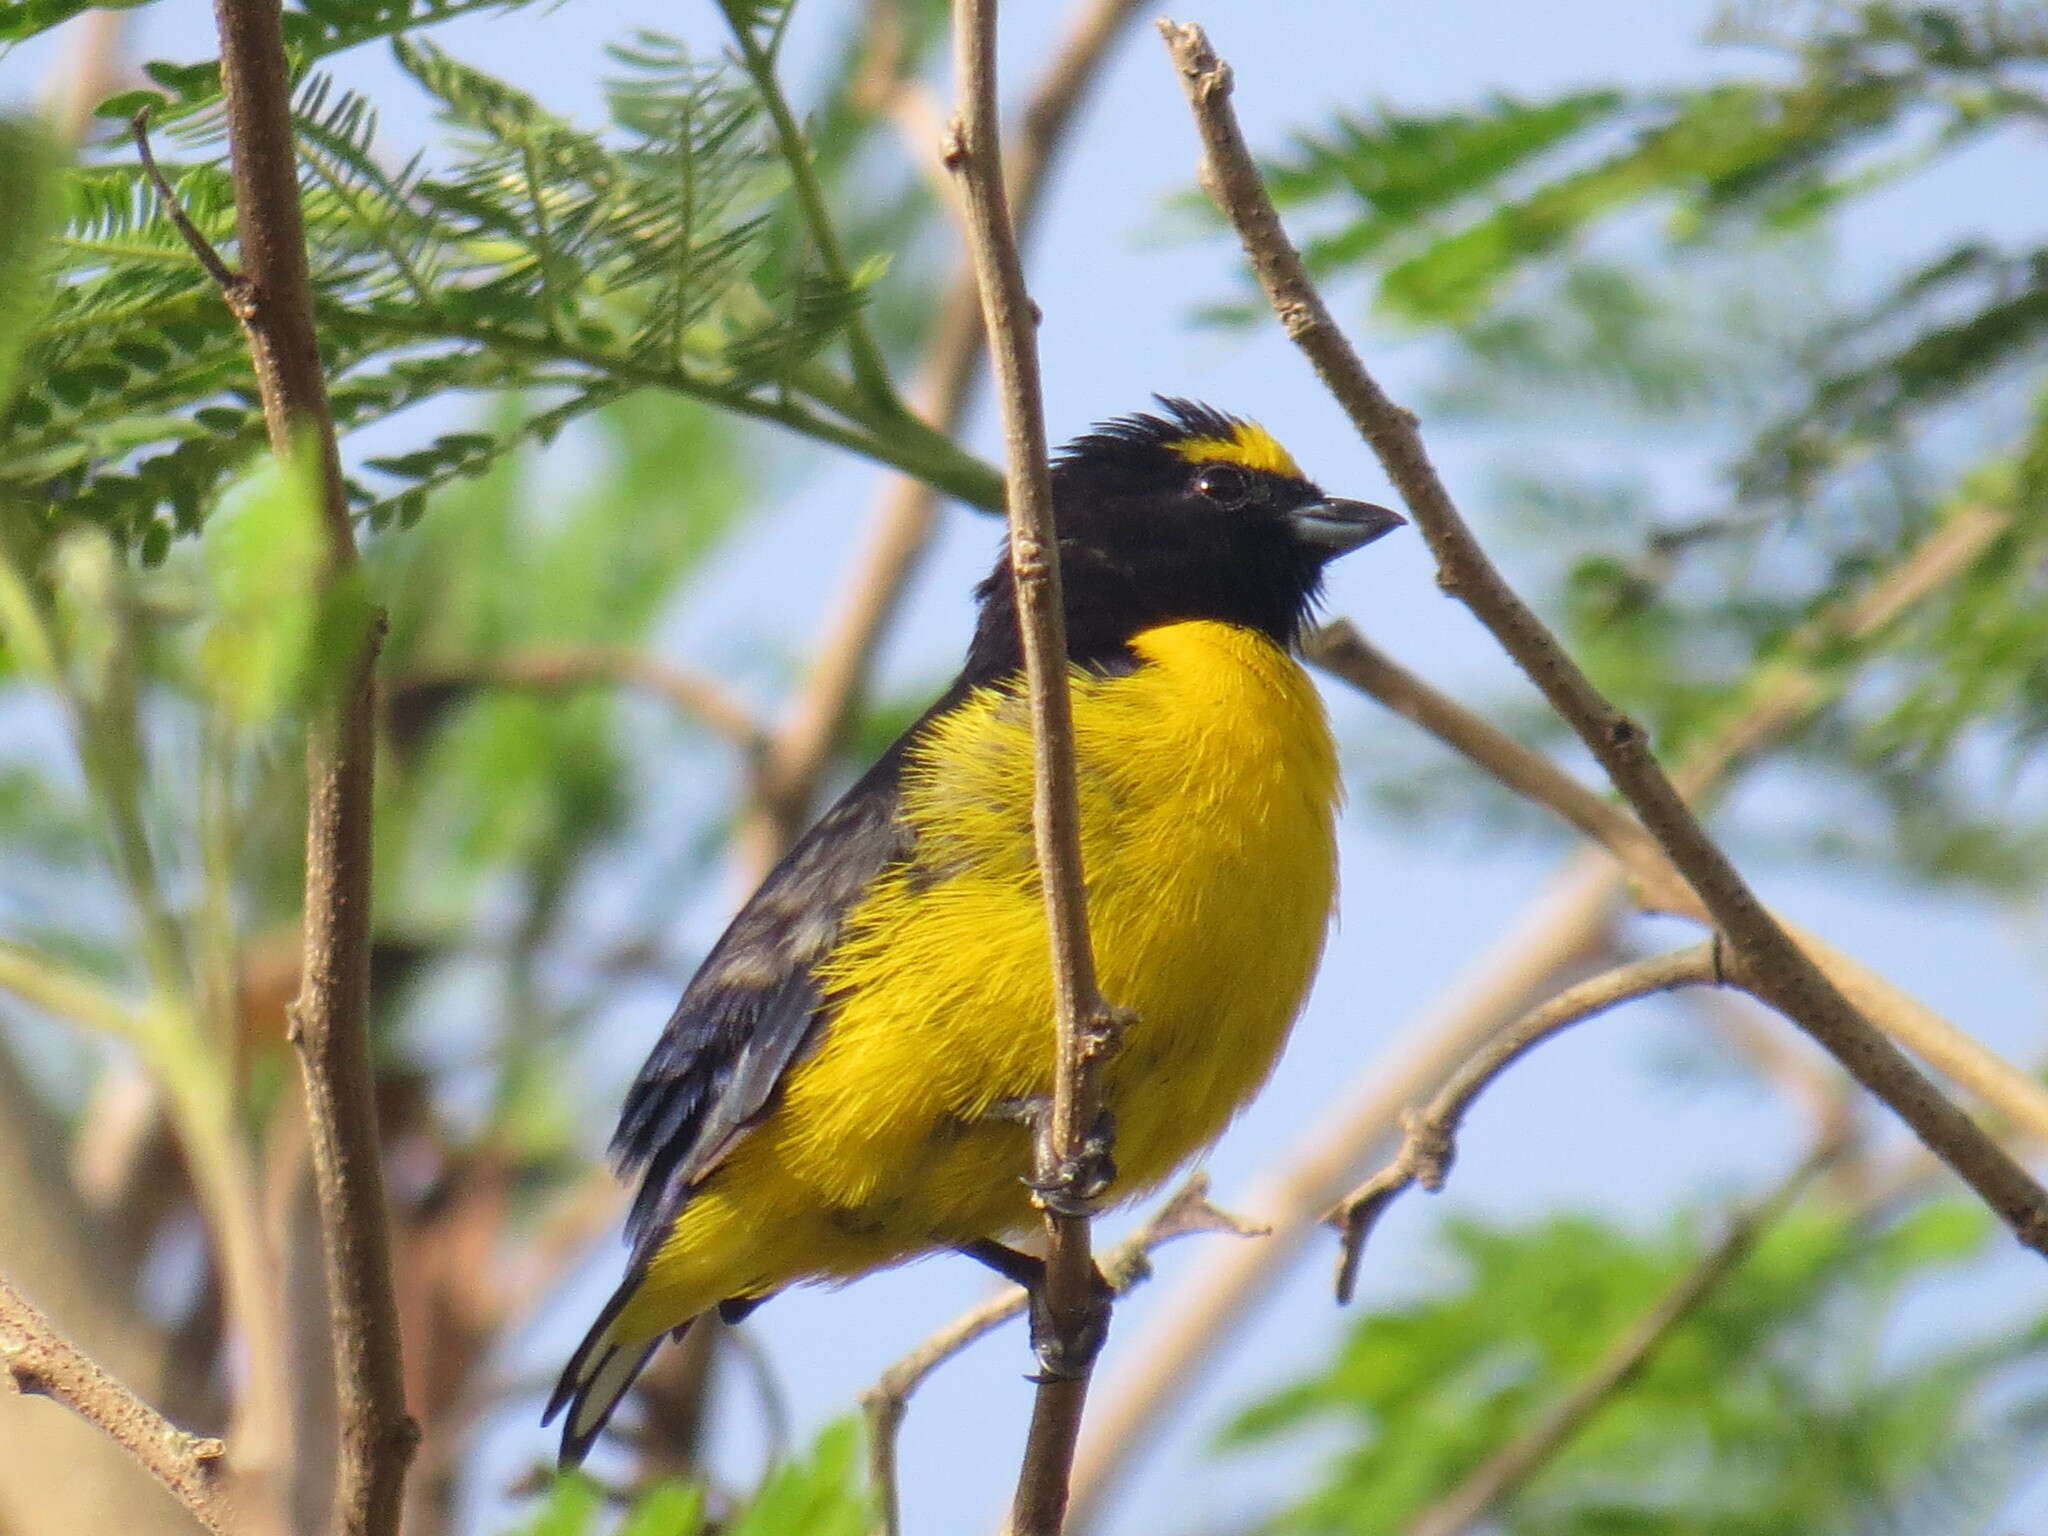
[966,398,1403,682]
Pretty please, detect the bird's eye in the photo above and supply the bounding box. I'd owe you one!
[1192,463,1253,508]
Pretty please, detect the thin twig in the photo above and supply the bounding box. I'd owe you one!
[747,0,1145,869]
[0,1273,238,1536]
[1063,503,2012,1533]
[393,649,768,757]
[1400,1139,1842,1536]
[862,1176,1260,1536]
[950,4,1128,1533]
[206,0,417,1530]
[130,115,247,301]
[1330,946,1721,1301]
[1163,17,2048,1261]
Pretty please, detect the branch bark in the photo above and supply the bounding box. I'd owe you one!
[0,1274,237,1536]
[949,3,1127,1532]
[207,0,416,1529]
[1162,17,2048,1262]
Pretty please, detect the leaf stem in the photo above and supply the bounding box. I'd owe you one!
[726,8,902,414]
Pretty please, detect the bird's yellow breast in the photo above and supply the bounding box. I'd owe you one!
[626,620,1338,1330]
[792,616,1339,1218]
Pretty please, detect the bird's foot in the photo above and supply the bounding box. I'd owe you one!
[1026,1107,1117,1219]
[1025,1267,1114,1382]
[955,1239,1115,1380]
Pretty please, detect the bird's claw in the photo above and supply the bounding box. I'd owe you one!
[1024,1266,1114,1382]
[1027,1109,1117,1218]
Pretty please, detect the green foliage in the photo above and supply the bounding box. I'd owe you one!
[0,0,154,47]
[4,9,990,560]
[1250,5,2048,328]
[192,441,327,724]
[0,118,62,412]
[509,1421,867,1536]
[1230,1202,2048,1536]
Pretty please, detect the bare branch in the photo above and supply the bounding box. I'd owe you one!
[130,114,246,300]
[205,0,416,1528]
[949,3,1130,1531]
[1162,17,2048,1262]
[1778,922,2048,1147]
[1329,946,1721,1301]
[862,1176,1259,1536]
[0,1273,239,1536]
[1401,1140,1841,1536]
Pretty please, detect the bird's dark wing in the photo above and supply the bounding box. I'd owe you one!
[609,742,917,1261]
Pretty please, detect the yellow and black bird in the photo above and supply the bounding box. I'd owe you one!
[547,400,1402,1463]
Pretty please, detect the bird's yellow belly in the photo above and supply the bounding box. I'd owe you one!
[623,621,1337,1334]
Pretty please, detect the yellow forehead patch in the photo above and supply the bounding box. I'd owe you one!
[1169,421,1303,480]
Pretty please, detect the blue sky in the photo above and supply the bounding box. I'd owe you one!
[7,1,2048,1531]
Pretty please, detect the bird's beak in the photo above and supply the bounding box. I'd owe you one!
[1287,497,1407,556]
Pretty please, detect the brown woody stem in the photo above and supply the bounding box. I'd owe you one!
[208,0,417,1529]
[0,1273,240,1535]
[948,1,1128,1531]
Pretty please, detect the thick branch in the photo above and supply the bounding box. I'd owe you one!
[0,1273,237,1536]
[1401,1141,1838,1536]
[208,0,416,1529]
[950,4,1126,1533]
[861,1177,1260,1536]
[1163,17,2048,1262]
[1329,946,1722,1302]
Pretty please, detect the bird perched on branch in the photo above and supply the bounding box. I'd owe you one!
[548,399,1402,1464]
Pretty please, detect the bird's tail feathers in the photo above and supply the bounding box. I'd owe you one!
[545,1281,681,1469]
